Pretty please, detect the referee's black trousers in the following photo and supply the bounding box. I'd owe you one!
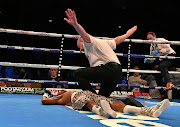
[74,62,122,97]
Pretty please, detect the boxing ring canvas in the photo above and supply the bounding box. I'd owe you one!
[0,93,180,127]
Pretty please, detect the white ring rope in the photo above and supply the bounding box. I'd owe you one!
[0,61,179,74]
[123,39,180,45]
[0,77,57,84]
[0,28,180,45]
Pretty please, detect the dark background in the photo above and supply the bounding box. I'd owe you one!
[0,0,179,80]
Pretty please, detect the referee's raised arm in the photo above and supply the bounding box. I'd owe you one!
[64,9,91,43]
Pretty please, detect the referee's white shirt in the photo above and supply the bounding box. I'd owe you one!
[83,35,120,67]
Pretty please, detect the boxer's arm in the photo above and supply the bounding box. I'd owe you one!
[55,94,63,99]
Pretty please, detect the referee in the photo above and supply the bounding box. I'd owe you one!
[64,9,137,97]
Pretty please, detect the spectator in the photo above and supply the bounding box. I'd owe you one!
[0,81,6,87]
[18,68,34,87]
[121,76,131,91]
[0,66,3,77]
[168,67,180,99]
[0,65,6,86]
[169,67,180,86]
[142,74,163,99]
[41,68,61,88]
[18,68,33,79]
[4,67,18,79]
[128,66,147,92]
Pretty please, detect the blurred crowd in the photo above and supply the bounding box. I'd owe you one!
[0,66,75,88]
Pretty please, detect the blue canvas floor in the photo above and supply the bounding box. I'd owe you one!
[0,93,180,127]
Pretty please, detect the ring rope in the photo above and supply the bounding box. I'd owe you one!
[0,44,60,53]
[0,61,179,74]
[0,28,180,45]
[1,78,180,90]
[0,44,179,60]
[0,77,57,84]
